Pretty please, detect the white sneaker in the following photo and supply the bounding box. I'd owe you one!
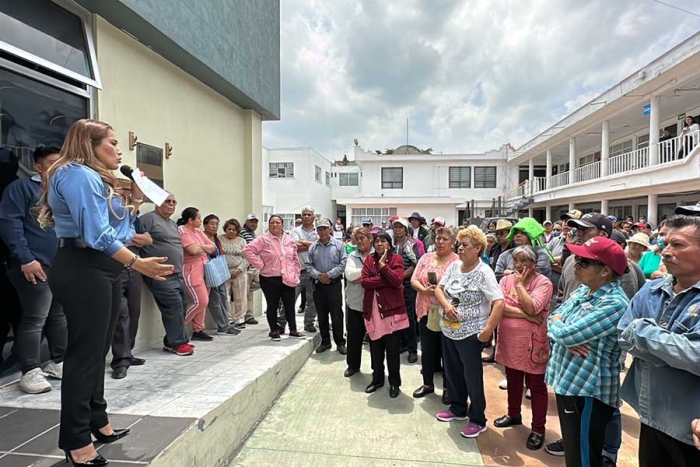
[42,361,63,380]
[498,378,508,390]
[525,389,532,399]
[19,368,52,394]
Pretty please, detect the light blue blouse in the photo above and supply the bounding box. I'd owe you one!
[48,164,133,256]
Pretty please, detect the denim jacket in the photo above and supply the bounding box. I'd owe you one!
[617,275,700,446]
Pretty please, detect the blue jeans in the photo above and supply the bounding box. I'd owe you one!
[603,408,622,459]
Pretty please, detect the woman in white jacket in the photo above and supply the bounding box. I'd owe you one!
[343,227,373,377]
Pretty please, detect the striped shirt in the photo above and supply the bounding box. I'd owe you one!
[546,281,629,407]
[305,238,347,280]
[240,226,256,244]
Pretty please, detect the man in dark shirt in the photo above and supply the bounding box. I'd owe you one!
[240,214,260,325]
[0,146,63,394]
[139,193,193,356]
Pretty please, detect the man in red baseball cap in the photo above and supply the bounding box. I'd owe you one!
[546,236,630,467]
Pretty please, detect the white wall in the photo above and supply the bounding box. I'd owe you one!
[265,147,334,223]
[330,165,362,200]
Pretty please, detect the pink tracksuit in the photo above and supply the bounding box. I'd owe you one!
[180,227,213,332]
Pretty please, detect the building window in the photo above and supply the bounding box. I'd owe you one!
[325,171,330,186]
[0,0,101,87]
[277,213,297,231]
[610,140,633,158]
[474,166,497,188]
[0,66,87,173]
[381,167,403,189]
[449,167,471,188]
[136,143,164,189]
[637,134,650,150]
[339,173,359,186]
[578,154,596,166]
[315,165,321,183]
[351,207,397,228]
[269,162,294,178]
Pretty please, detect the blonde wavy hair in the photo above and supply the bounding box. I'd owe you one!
[37,119,122,228]
[457,225,487,254]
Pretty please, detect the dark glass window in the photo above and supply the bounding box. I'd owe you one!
[474,166,497,188]
[449,167,471,188]
[0,0,94,81]
[136,143,164,188]
[0,67,87,172]
[381,167,403,189]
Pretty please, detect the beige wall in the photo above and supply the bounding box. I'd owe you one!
[94,17,263,350]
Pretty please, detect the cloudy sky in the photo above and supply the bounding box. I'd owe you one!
[262,0,700,159]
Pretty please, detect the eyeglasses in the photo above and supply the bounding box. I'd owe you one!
[164,200,177,205]
[574,256,605,269]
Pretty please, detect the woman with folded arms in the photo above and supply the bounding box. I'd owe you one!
[219,218,249,328]
[410,226,459,402]
[38,119,172,466]
[178,207,216,341]
[493,245,553,451]
[203,214,239,336]
[242,215,303,341]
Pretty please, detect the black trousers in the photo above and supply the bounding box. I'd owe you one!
[556,394,615,467]
[443,334,487,426]
[0,262,21,365]
[110,268,142,370]
[401,285,418,352]
[639,424,700,467]
[419,316,444,388]
[260,276,296,333]
[313,281,345,346]
[49,246,122,450]
[142,273,189,347]
[369,331,401,387]
[345,306,366,371]
[7,263,66,374]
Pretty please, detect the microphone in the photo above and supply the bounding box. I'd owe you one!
[119,165,134,181]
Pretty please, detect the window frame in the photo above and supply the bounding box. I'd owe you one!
[448,166,471,188]
[474,166,497,189]
[0,0,102,89]
[381,167,403,189]
[339,172,359,186]
[268,162,294,179]
[325,171,330,186]
[315,165,322,183]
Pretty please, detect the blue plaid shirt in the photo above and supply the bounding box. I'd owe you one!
[546,281,629,407]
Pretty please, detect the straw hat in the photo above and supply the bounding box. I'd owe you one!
[627,233,651,249]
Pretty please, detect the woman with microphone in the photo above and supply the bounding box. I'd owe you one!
[38,119,173,466]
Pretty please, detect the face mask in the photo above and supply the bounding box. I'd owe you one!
[552,231,561,238]
[657,237,665,250]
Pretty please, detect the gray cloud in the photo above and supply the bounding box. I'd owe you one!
[264,0,700,158]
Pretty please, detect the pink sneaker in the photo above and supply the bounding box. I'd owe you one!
[436,410,468,422]
[460,421,487,438]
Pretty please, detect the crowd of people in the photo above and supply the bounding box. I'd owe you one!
[0,118,698,466]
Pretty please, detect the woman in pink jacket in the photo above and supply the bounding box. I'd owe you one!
[242,215,303,341]
[178,207,216,341]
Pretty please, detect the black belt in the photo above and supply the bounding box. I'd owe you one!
[59,238,88,248]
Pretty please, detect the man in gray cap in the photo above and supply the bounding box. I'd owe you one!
[307,219,347,354]
[241,214,260,325]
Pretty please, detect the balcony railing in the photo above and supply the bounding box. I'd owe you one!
[573,161,601,183]
[550,172,569,189]
[524,129,700,196]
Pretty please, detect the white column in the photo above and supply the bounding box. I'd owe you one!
[648,193,658,225]
[601,199,609,215]
[545,149,553,190]
[568,202,576,213]
[527,158,535,196]
[569,137,576,184]
[545,205,552,221]
[649,96,660,165]
[601,120,610,177]
[528,207,534,218]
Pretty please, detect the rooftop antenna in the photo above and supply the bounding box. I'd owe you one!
[406,118,409,146]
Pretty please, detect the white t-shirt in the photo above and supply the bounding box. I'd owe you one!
[438,261,503,340]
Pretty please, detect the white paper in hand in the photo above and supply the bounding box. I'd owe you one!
[132,168,169,206]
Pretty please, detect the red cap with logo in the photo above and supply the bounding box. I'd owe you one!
[565,236,628,276]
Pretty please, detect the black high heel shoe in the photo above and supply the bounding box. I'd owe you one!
[91,427,130,443]
[64,450,108,466]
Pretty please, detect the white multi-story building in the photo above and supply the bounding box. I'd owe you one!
[262,147,335,229]
[333,144,517,228]
[508,31,700,224]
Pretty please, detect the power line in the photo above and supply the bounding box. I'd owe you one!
[651,0,700,19]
